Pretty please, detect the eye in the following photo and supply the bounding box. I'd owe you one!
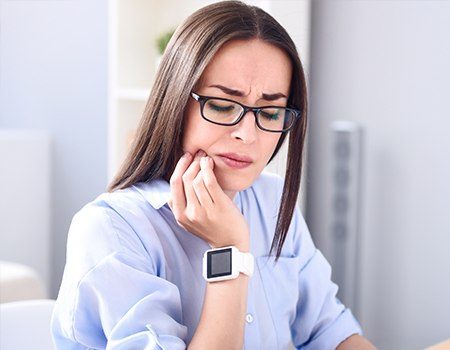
[260,109,281,120]
[208,102,235,112]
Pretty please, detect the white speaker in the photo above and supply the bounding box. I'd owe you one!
[329,121,363,315]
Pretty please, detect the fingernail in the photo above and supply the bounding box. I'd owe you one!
[183,151,192,159]
[196,150,206,157]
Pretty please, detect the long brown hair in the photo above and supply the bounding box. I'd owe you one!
[107,0,308,261]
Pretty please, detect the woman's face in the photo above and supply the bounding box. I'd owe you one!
[182,38,293,199]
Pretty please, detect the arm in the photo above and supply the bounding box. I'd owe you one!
[51,207,189,349]
[337,334,378,350]
[188,241,250,350]
[168,151,252,349]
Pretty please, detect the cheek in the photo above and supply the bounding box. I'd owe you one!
[181,104,202,150]
[262,134,282,161]
[182,112,223,153]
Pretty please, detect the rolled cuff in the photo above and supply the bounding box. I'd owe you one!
[301,308,363,350]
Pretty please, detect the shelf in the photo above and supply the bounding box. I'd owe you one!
[117,87,151,102]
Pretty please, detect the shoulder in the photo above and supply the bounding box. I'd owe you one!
[67,186,161,276]
[71,186,150,243]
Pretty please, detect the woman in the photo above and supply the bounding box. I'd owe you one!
[51,1,377,349]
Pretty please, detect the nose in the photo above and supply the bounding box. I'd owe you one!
[230,110,258,144]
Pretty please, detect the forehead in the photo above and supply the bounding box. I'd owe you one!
[199,39,292,95]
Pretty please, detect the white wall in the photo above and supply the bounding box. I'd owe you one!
[0,0,108,297]
[308,1,450,349]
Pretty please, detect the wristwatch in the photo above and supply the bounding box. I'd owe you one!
[202,246,254,282]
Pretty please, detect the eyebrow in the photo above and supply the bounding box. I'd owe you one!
[208,84,287,101]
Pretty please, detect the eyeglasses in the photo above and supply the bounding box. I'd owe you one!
[190,91,301,133]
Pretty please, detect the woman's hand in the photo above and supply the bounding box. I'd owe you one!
[168,150,250,251]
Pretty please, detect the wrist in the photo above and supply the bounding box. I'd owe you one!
[210,239,250,253]
[234,240,250,253]
[209,230,250,252]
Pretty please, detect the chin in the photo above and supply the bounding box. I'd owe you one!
[215,169,256,193]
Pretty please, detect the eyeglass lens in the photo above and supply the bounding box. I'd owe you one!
[203,99,295,131]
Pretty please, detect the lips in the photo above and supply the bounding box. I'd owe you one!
[217,153,254,163]
[216,153,253,170]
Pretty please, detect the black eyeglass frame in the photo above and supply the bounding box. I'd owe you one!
[190,91,301,133]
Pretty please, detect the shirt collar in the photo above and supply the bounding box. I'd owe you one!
[132,178,171,210]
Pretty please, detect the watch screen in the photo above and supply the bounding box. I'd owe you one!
[207,248,232,278]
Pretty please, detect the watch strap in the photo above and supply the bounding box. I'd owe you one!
[236,250,254,277]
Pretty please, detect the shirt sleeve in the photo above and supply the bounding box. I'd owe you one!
[290,206,363,350]
[51,203,188,350]
[73,251,188,350]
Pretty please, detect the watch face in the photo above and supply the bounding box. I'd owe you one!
[207,247,232,278]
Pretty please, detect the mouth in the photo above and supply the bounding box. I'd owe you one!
[216,153,253,169]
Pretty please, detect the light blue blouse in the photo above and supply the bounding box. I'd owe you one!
[51,171,362,349]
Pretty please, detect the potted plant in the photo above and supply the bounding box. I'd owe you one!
[155,28,176,69]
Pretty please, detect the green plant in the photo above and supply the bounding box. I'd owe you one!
[156,28,175,55]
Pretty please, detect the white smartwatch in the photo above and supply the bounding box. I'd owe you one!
[202,246,254,282]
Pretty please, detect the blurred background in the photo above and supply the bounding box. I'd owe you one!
[1,1,449,349]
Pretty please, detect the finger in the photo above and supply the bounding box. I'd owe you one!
[192,160,214,207]
[169,152,193,215]
[201,156,226,204]
[182,151,204,207]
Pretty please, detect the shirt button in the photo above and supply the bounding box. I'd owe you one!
[245,313,253,324]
